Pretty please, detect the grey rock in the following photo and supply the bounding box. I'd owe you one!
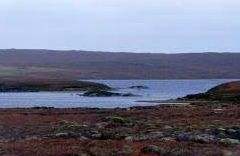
[176,132,192,141]
[177,133,216,143]
[217,128,226,132]
[101,131,128,140]
[83,90,136,97]
[95,122,108,129]
[79,136,89,141]
[125,131,164,141]
[53,132,81,138]
[163,125,173,130]
[223,150,240,156]
[141,145,161,154]
[190,134,216,143]
[160,137,176,141]
[129,85,149,89]
[226,129,237,134]
[85,130,102,139]
[219,138,240,147]
[54,132,70,137]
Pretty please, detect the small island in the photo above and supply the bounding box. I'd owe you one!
[0,79,111,92]
[129,85,149,89]
[82,90,136,97]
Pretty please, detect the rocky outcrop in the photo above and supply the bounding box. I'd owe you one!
[82,90,136,97]
[219,138,240,147]
[0,79,111,92]
[129,85,149,89]
[182,81,240,103]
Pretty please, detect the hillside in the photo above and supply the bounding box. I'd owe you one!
[183,81,240,103]
[0,49,240,80]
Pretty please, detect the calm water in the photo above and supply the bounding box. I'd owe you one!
[0,79,237,108]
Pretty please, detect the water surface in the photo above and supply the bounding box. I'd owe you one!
[0,79,237,108]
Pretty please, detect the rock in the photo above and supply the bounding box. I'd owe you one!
[58,120,89,133]
[54,132,69,137]
[149,131,165,139]
[125,131,164,141]
[101,131,128,140]
[84,130,102,139]
[160,137,176,141]
[176,132,192,141]
[0,138,10,143]
[141,145,161,154]
[83,90,121,97]
[32,106,55,109]
[129,85,149,89]
[183,81,240,103]
[223,129,240,139]
[67,124,88,130]
[122,93,136,97]
[223,150,240,156]
[226,129,237,134]
[177,133,215,143]
[95,122,108,129]
[219,138,240,147]
[217,128,227,132]
[59,120,75,125]
[141,145,192,156]
[79,136,89,141]
[163,125,173,130]
[53,132,80,138]
[190,134,216,143]
[82,90,136,97]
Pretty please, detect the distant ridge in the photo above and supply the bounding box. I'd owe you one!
[0,49,239,80]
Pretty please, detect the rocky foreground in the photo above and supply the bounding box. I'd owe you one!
[0,81,240,156]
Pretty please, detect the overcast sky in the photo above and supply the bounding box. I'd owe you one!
[0,0,239,53]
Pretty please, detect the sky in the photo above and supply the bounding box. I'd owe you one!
[0,0,239,53]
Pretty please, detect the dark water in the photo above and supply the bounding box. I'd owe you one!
[0,79,237,108]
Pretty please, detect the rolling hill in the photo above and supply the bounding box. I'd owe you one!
[0,49,239,80]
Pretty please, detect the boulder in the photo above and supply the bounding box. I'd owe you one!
[177,133,216,143]
[190,134,216,143]
[219,138,240,147]
[125,131,164,141]
[141,145,161,154]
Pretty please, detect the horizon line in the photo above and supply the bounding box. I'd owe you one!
[0,48,239,54]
